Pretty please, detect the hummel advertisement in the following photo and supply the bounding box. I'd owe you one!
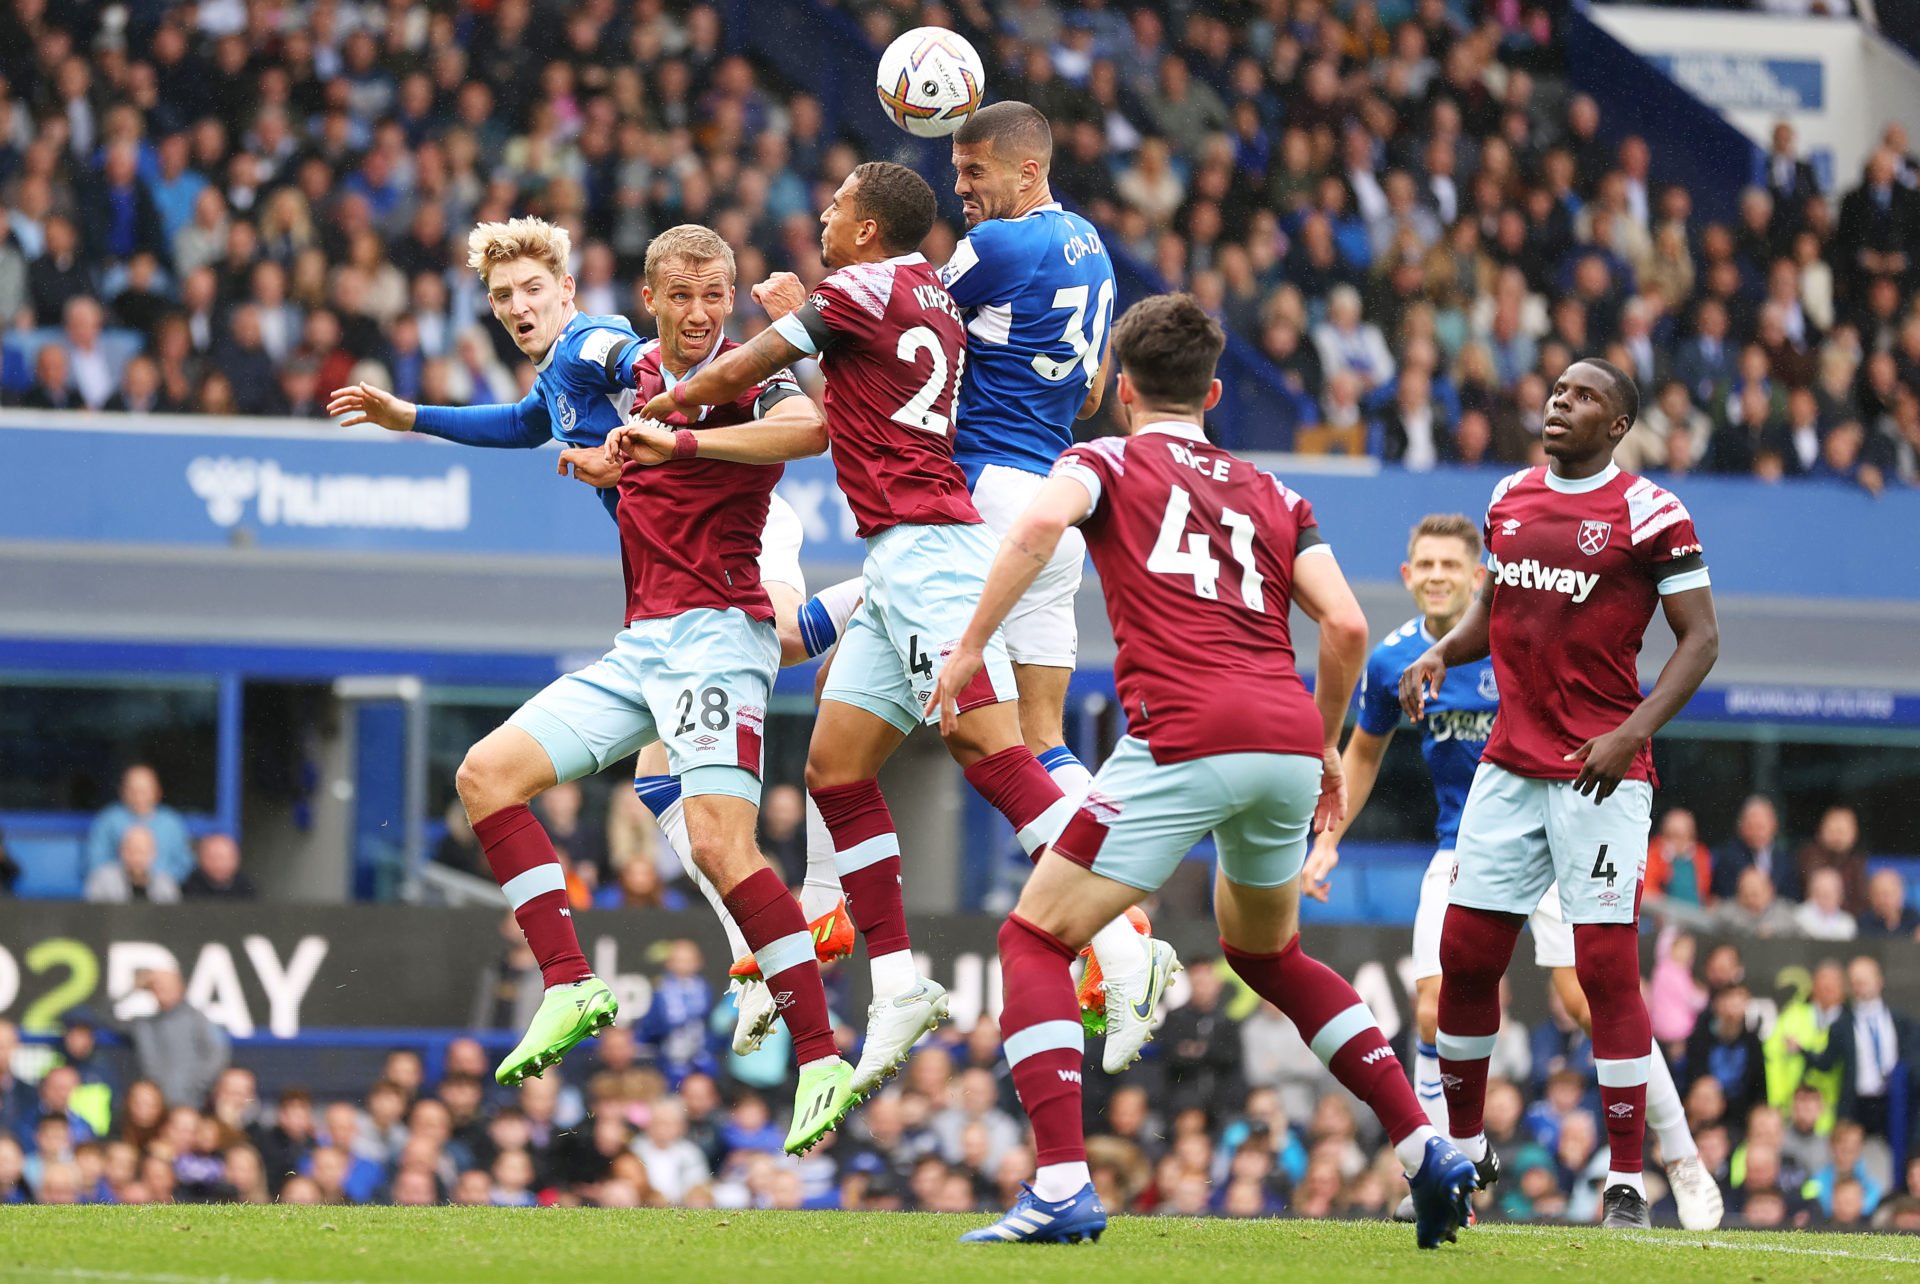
[2,413,1917,600]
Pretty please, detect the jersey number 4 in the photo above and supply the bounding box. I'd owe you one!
[892,326,967,436]
[1031,281,1116,389]
[1148,485,1265,611]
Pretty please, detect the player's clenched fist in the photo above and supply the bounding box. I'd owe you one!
[327,382,416,432]
[606,423,679,467]
[751,272,807,320]
[1399,650,1447,721]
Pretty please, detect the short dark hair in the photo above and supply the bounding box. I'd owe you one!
[1577,355,1640,430]
[1408,513,1482,561]
[849,161,937,255]
[953,100,1053,170]
[1111,293,1225,407]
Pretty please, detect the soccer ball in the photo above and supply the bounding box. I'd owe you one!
[875,27,985,138]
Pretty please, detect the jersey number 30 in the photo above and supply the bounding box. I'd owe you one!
[1148,485,1265,611]
[1031,281,1115,389]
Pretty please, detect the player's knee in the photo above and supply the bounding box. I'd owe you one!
[454,747,507,814]
[802,754,854,794]
[1571,923,1636,1004]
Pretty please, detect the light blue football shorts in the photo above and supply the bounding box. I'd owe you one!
[507,607,778,801]
[1448,761,1653,926]
[820,521,1018,733]
[1049,736,1323,892]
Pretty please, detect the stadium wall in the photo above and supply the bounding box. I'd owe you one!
[1587,3,1920,193]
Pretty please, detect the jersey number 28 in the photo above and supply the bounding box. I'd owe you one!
[1147,485,1265,612]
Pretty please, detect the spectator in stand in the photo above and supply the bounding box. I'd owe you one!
[60,296,118,410]
[85,764,194,882]
[1686,981,1770,1126]
[1712,795,1800,902]
[1795,868,1860,941]
[757,784,807,889]
[0,1021,38,1143]
[1858,868,1920,938]
[181,833,257,900]
[592,856,687,911]
[1649,928,1708,1055]
[1647,806,1713,908]
[84,827,182,904]
[1158,959,1243,1117]
[1804,956,1914,1144]
[16,343,79,410]
[1798,806,1871,915]
[127,967,228,1110]
[1710,867,1801,938]
[1808,1121,1885,1219]
[1312,284,1395,396]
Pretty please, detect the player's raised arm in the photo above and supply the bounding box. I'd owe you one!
[619,380,827,467]
[1293,545,1371,833]
[925,471,1094,734]
[1568,584,1719,802]
[327,380,552,449]
[636,316,814,425]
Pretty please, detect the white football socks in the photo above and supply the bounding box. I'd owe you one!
[660,795,752,964]
[870,949,918,1002]
[1088,915,1147,988]
[799,794,843,921]
[1396,1124,1441,1176]
[1034,1161,1091,1202]
[1645,1051,1697,1161]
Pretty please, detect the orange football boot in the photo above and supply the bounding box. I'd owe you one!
[729,898,857,980]
[1075,905,1153,1035]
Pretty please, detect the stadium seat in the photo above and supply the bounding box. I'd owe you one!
[8,833,87,899]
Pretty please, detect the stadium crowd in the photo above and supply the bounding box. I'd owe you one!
[0,0,1915,485]
[36,762,1920,945]
[2,923,1918,1230]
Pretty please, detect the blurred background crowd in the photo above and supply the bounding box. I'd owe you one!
[0,0,1915,486]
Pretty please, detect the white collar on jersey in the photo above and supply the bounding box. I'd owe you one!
[1137,420,1208,443]
[1542,461,1620,494]
[660,334,721,387]
[880,252,928,267]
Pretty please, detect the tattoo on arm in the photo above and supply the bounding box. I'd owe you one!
[697,326,808,401]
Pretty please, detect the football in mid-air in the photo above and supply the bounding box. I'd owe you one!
[875,26,985,138]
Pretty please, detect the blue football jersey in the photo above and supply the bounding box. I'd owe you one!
[535,312,644,518]
[938,204,1116,486]
[1355,616,1499,850]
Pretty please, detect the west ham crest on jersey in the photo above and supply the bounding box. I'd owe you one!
[1576,519,1612,556]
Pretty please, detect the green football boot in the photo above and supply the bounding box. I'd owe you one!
[494,977,618,1087]
[784,1057,856,1155]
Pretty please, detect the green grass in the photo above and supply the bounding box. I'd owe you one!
[4,1207,1919,1283]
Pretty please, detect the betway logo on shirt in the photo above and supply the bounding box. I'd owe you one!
[187,456,470,531]
[1488,553,1599,603]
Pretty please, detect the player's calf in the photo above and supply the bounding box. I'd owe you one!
[1435,905,1524,1160]
[1574,921,1654,1203]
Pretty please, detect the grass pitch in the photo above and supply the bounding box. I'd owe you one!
[5,1206,1919,1284]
